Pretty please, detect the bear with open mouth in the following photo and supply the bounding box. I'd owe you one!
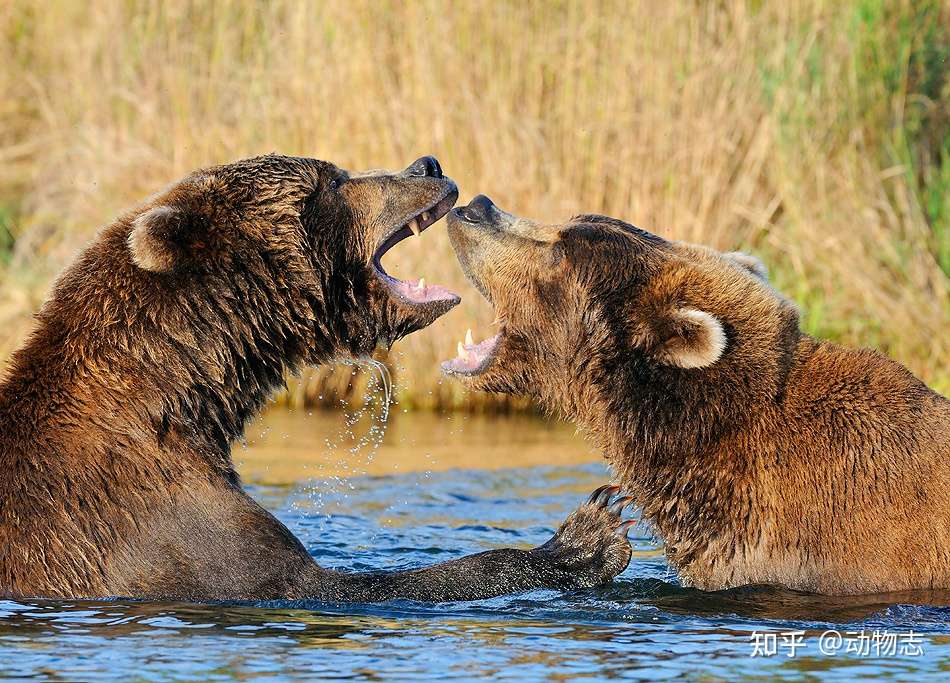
[0,156,634,602]
[443,194,950,596]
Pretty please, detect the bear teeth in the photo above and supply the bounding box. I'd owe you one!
[443,332,502,374]
[417,277,426,290]
[456,341,478,364]
[456,329,479,363]
[409,218,421,236]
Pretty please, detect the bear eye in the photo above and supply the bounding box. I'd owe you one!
[327,176,346,191]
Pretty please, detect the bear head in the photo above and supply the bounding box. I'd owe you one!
[442,195,801,447]
[126,154,460,361]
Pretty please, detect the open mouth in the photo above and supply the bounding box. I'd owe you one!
[372,189,460,306]
[439,198,507,377]
[441,327,503,376]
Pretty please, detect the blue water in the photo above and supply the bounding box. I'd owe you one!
[1,419,948,681]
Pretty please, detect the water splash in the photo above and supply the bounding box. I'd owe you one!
[292,357,396,526]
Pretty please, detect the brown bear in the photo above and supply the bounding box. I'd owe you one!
[443,194,950,596]
[0,156,634,602]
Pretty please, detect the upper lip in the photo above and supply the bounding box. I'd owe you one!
[372,183,459,272]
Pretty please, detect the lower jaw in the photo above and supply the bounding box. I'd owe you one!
[441,332,501,375]
[381,273,460,306]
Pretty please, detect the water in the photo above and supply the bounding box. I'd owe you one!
[1,409,948,681]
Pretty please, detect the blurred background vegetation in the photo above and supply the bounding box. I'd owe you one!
[1,0,947,410]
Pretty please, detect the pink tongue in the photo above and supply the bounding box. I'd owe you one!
[393,278,458,303]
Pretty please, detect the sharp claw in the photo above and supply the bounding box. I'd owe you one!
[593,484,621,507]
[587,484,613,505]
[609,495,636,515]
[615,519,638,537]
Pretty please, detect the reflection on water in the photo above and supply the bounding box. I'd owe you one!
[236,407,598,483]
[2,409,948,681]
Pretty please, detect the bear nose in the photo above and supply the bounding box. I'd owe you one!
[405,156,443,179]
[458,194,497,222]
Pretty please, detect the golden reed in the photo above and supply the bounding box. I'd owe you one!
[1,0,947,409]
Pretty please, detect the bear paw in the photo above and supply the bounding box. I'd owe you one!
[532,484,636,588]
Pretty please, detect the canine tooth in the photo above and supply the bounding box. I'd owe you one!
[418,277,426,290]
[465,329,474,346]
[409,218,421,236]
[457,342,466,358]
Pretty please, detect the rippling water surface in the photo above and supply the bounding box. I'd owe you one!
[2,409,948,681]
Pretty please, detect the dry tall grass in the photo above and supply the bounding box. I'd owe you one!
[1,0,948,408]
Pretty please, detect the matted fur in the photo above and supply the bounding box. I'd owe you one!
[445,197,950,596]
[0,156,632,601]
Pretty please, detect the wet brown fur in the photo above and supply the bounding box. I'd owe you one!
[0,156,632,601]
[446,200,950,595]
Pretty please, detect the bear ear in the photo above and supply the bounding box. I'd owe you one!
[649,307,727,369]
[128,205,190,273]
[724,251,768,281]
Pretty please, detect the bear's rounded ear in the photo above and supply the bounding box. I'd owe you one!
[650,307,727,369]
[724,251,768,281]
[128,205,188,273]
